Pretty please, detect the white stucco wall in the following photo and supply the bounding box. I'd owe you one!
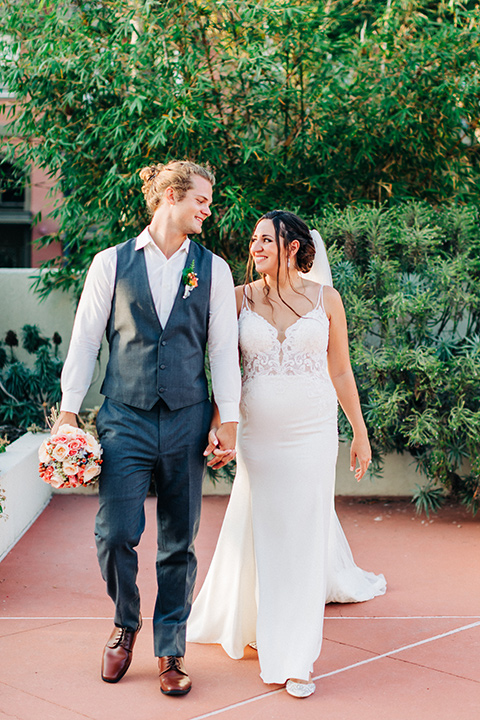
[0,432,51,562]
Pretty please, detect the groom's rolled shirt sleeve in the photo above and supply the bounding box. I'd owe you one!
[208,257,242,424]
[60,249,116,414]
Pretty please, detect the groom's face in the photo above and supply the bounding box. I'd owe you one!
[174,175,213,235]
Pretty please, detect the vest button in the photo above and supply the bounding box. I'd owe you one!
[159,387,165,393]
[161,341,167,346]
[160,364,166,370]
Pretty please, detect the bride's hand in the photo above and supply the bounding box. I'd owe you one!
[204,424,237,469]
[350,434,371,482]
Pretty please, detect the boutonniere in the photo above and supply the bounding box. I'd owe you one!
[182,260,198,299]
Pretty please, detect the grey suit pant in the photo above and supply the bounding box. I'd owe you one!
[94,397,211,657]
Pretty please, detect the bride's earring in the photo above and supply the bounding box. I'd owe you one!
[287,257,290,269]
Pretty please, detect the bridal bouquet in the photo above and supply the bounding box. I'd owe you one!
[38,424,103,489]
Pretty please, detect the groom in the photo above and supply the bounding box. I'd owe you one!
[52,160,241,695]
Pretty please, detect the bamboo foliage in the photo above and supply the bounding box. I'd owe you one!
[1,0,479,295]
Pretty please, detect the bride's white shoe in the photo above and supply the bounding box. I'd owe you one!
[285,679,316,698]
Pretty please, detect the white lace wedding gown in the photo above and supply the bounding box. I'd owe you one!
[187,288,386,684]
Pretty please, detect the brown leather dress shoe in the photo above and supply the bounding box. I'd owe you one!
[158,656,192,695]
[101,618,142,683]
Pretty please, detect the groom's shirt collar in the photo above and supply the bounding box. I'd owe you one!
[135,226,190,259]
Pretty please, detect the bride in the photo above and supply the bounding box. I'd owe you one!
[187,210,386,698]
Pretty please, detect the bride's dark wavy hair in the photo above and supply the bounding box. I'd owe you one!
[246,209,316,316]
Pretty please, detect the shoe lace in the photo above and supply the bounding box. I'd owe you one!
[165,656,181,671]
[114,627,127,644]
[112,625,137,649]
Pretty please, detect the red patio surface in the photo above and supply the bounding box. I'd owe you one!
[0,493,479,720]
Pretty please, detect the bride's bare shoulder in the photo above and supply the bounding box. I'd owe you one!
[234,285,245,315]
[322,285,344,319]
[235,281,263,315]
[235,281,262,299]
[235,283,256,314]
[322,285,342,302]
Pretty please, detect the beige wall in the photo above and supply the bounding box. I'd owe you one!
[203,440,423,497]
[29,163,63,268]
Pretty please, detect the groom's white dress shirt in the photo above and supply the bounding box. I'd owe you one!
[61,227,241,423]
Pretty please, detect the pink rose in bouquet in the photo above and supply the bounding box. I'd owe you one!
[67,437,85,455]
[39,424,103,489]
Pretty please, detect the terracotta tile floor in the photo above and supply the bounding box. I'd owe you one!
[0,494,479,719]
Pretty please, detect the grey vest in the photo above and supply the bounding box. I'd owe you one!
[100,237,213,411]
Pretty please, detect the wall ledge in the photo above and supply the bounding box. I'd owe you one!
[0,432,52,562]
[0,432,423,562]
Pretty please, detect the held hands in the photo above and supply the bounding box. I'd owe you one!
[204,422,237,470]
[350,433,372,482]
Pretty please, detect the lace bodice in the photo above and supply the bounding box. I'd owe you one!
[239,303,331,385]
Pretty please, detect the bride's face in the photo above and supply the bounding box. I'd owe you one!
[250,219,285,276]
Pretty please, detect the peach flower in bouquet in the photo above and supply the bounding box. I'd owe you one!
[38,424,103,489]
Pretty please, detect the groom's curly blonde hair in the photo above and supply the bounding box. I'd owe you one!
[139,160,215,216]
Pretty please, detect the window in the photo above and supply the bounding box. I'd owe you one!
[0,159,31,267]
[0,160,26,208]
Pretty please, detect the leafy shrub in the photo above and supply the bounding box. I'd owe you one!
[318,202,480,515]
[0,325,63,431]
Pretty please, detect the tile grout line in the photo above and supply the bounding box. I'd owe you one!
[313,620,480,680]
[1,615,480,621]
[187,620,480,720]
[0,679,98,720]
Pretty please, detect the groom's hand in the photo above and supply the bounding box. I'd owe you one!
[51,411,78,435]
[204,422,237,469]
[203,428,219,457]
